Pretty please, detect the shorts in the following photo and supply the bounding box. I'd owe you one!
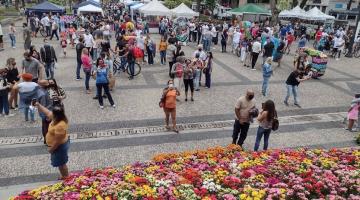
[51,139,70,167]
[183,79,194,92]
[0,35,3,43]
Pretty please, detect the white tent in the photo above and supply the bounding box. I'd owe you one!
[302,7,335,21]
[78,4,104,15]
[171,3,199,18]
[279,10,292,18]
[286,5,307,18]
[139,0,172,16]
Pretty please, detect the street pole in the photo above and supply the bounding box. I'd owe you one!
[345,3,360,57]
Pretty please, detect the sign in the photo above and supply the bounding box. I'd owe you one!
[335,3,343,9]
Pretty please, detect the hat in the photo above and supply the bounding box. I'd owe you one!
[197,44,203,49]
[22,73,33,81]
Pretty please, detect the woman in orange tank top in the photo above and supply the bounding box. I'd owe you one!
[163,80,180,133]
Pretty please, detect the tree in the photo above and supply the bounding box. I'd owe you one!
[164,0,192,9]
[206,0,216,15]
[269,0,279,25]
[277,0,290,11]
[299,0,307,8]
[346,0,353,10]
[291,0,307,8]
[14,0,19,10]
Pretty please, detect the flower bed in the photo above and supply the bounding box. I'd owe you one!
[11,145,360,200]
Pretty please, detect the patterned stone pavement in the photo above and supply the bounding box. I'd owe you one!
[0,21,359,198]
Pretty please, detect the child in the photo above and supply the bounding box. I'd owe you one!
[346,94,360,131]
[60,36,67,57]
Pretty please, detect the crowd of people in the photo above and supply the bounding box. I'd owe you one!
[0,2,359,180]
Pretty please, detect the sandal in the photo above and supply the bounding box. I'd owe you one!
[165,126,171,131]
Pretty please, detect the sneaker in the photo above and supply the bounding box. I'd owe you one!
[4,113,15,117]
[336,58,339,61]
[112,104,116,108]
[102,95,107,99]
[99,105,104,109]
[251,68,256,71]
[195,89,200,91]
[185,98,188,102]
[191,98,194,101]
[75,78,80,81]
[294,103,302,108]
[283,101,289,106]
[93,96,98,99]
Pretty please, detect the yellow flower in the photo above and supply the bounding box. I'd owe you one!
[240,194,247,200]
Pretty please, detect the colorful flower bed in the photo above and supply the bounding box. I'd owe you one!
[11,145,360,200]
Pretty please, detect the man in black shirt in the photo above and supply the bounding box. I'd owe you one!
[284,68,310,108]
[75,37,85,80]
[262,37,274,64]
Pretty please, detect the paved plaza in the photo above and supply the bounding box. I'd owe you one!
[0,21,359,198]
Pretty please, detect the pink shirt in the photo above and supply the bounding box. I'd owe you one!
[81,54,92,70]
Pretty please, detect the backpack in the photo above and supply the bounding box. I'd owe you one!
[272,111,279,131]
[42,45,53,63]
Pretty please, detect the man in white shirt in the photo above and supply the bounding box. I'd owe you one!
[193,44,207,62]
[189,21,196,42]
[232,28,241,53]
[211,25,218,47]
[83,31,94,53]
[251,37,262,70]
[333,34,345,60]
[40,14,50,36]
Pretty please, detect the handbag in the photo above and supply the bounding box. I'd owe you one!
[272,111,279,131]
[159,88,170,108]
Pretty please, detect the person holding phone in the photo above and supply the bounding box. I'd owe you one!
[35,102,69,180]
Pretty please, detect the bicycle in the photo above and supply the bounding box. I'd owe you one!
[354,44,360,58]
[37,24,47,37]
[112,55,141,76]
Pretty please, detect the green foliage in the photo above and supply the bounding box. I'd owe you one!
[277,0,291,11]
[48,0,66,6]
[164,0,192,9]
[205,0,216,13]
[356,132,360,145]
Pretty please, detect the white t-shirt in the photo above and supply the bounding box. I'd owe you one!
[334,37,345,50]
[193,50,207,61]
[189,23,195,31]
[252,41,262,53]
[103,24,110,35]
[211,26,217,37]
[233,31,241,43]
[136,36,145,50]
[17,82,38,93]
[41,17,50,26]
[83,34,94,48]
[202,25,209,35]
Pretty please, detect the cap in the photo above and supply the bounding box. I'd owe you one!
[22,73,33,81]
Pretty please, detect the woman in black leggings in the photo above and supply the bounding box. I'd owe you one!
[183,59,195,101]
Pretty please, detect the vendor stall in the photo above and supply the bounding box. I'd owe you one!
[25,1,65,17]
[73,0,101,15]
[303,48,328,78]
[171,3,199,18]
[227,3,271,21]
[77,4,104,16]
[139,0,172,16]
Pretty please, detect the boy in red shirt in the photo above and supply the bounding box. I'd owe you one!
[285,32,295,54]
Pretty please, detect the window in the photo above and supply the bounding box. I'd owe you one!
[335,3,343,9]
[338,14,346,20]
[348,15,356,20]
[313,0,321,4]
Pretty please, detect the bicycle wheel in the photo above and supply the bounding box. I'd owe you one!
[126,63,142,76]
[354,48,360,58]
[40,29,47,37]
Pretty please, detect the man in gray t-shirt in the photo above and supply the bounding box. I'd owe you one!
[22,51,41,82]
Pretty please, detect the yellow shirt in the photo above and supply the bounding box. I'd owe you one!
[46,121,69,147]
[159,41,168,51]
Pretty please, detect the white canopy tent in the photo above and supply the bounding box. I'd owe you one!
[77,4,104,15]
[139,0,172,16]
[171,3,199,18]
[279,10,293,18]
[302,7,335,21]
[284,5,307,18]
[130,3,145,19]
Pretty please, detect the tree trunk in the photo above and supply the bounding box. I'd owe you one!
[15,0,19,10]
[292,0,298,8]
[346,0,353,10]
[299,0,307,9]
[270,0,279,26]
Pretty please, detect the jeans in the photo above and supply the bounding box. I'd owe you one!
[160,50,166,64]
[254,126,271,151]
[84,70,91,90]
[120,57,127,69]
[50,29,59,40]
[232,120,250,146]
[9,34,16,47]
[45,62,55,79]
[128,61,135,77]
[251,52,259,69]
[193,69,201,90]
[45,26,51,36]
[202,38,210,52]
[76,60,82,79]
[221,42,226,52]
[96,83,114,106]
[0,94,9,115]
[205,72,211,88]
[262,76,270,96]
[169,61,174,78]
[147,47,154,64]
[24,106,35,121]
[284,84,299,104]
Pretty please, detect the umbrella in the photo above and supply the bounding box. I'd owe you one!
[227,3,271,15]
